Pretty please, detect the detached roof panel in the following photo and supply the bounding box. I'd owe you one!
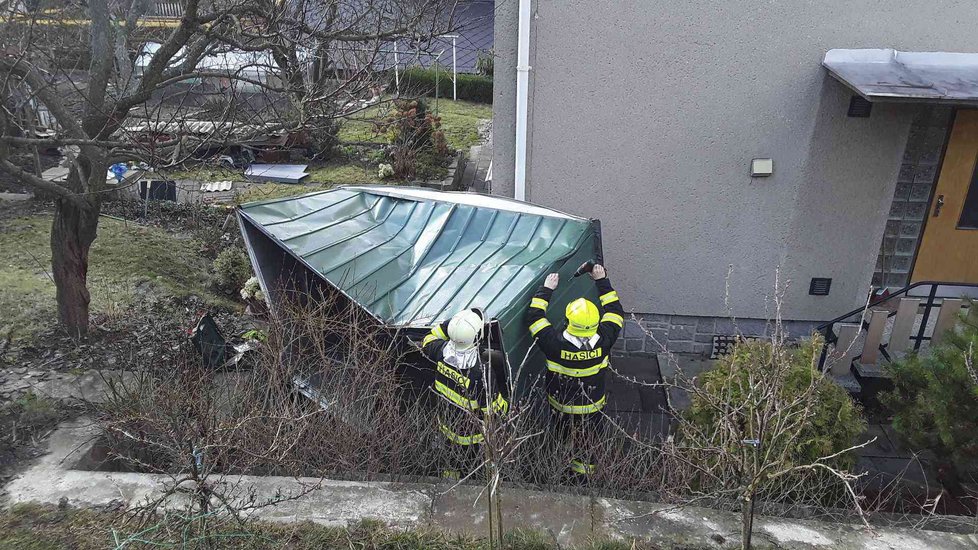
[238,185,594,327]
[823,48,978,104]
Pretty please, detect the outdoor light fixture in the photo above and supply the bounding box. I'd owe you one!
[750,158,774,177]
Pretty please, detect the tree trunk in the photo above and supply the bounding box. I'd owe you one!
[50,196,99,339]
[741,494,755,550]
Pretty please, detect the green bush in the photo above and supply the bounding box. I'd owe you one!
[882,303,978,468]
[686,337,866,469]
[212,247,252,295]
[399,67,493,104]
[378,99,450,179]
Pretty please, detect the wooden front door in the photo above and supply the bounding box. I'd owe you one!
[911,110,978,284]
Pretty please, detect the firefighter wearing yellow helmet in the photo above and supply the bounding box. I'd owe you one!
[525,263,624,476]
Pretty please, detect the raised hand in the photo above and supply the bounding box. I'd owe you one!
[544,273,559,290]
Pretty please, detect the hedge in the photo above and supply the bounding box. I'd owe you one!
[397,67,493,104]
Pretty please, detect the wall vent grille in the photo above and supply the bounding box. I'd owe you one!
[848,96,873,117]
[809,277,832,296]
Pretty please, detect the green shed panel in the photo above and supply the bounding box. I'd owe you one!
[237,185,602,390]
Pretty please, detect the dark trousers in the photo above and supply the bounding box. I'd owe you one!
[551,409,602,476]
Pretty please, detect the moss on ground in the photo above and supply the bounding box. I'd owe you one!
[0,505,661,549]
[0,215,234,343]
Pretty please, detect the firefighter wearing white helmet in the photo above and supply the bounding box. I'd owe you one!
[421,307,508,479]
[526,262,624,477]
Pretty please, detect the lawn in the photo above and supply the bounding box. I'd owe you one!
[0,504,649,550]
[338,98,492,151]
[0,214,234,343]
[165,99,488,186]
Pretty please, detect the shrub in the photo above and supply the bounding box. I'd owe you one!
[685,336,866,470]
[212,247,252,295]
[398,67,492,104]
[378,99,449,179]
[882,303,978,469]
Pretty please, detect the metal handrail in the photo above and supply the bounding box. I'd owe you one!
[815,281,978,371]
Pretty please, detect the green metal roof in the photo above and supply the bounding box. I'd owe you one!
[238,185,597,329]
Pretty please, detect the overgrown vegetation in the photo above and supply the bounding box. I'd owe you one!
[212,247,253,295]
[0,505,670,550]
[883,303,978,469]
[0,394,66,482]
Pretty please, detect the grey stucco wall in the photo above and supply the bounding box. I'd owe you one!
[493,1,978,322]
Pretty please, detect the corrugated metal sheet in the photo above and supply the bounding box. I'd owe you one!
[238,185,595,328]
[244,164,309,184]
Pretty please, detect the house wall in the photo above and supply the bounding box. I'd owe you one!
[493,1,978,347]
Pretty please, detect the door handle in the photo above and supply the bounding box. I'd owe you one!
[933,194,945,217]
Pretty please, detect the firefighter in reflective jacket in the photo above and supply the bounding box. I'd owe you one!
[422,308,508,479]
[526,263,624,476]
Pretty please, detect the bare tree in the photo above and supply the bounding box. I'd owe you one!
[0,0,458,337]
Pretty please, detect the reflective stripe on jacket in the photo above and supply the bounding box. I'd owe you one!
[525,277,624,414]
[421,321,509,445]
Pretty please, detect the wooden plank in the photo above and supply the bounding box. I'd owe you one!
[859,310,888,365]
[888,298,921,354]
[932,299,963,345]
[829,323,861,376]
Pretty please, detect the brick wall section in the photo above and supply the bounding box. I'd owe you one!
[613,314,819,357]
[873,106,953,289]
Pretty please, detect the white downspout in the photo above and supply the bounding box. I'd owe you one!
[513,0,531,201]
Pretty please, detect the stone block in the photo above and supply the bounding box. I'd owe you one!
[623,319,646,339]
[612,338,625,351]
[668,324,694,341]
[645,329,668,347]
[734,318,769,336]
[625,338,644,352]
[666,340,694,353]
[693,342,713,355]
[668,315,699,326]
[694,333,714,343]
[695,317,716,333]
[714,318,736,334]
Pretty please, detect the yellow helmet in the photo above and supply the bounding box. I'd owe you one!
[565,298,599,338]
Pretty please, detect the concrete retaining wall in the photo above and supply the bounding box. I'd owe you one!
[4,419,977,549]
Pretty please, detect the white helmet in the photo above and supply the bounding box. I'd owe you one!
[447,309,484,351]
